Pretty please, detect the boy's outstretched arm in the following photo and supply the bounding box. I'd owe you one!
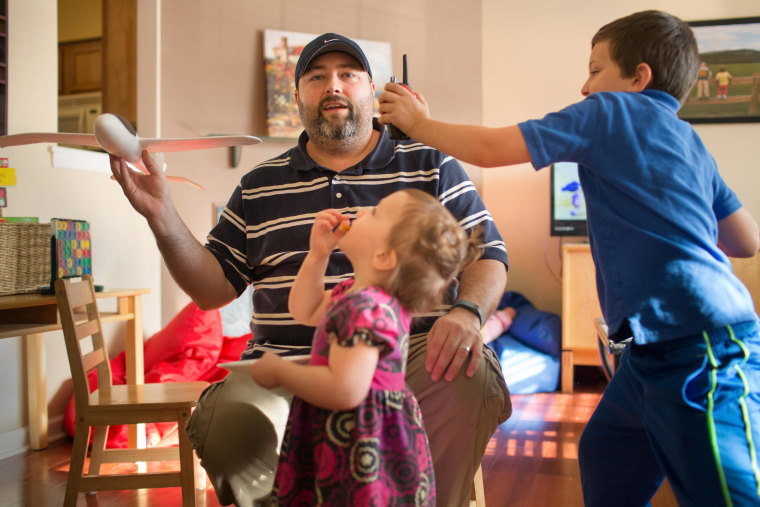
[717,207,760,258]
[378,82,532,168]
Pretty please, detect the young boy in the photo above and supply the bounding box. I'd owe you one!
[378,9,760,507]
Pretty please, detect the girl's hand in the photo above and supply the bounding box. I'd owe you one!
[310,209,350,258]
[248,352,282,389]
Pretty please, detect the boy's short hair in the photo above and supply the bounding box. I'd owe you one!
[592,10,699,103]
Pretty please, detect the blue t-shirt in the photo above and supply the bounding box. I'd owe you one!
[206,119,509,357]
[519,89,756,344]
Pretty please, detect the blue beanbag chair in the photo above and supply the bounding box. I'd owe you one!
[488,292,561,394]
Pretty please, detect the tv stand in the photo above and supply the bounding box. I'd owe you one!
[561,243,603,392]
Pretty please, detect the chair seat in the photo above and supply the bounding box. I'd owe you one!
[90,381,209,409]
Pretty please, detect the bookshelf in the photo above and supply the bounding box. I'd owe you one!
[0,0,7,136]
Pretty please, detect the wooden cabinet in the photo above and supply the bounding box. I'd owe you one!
[560,246,760,393]
[731,253,760,317]
[59,38,102,95]
[561,243,603,392]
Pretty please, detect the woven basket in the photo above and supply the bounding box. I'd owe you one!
[0,222,52,296]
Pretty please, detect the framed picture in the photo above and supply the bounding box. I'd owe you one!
[263,29,392,138]
[679,16,760,123]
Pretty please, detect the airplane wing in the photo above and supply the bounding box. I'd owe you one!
[0,133,101,148]
[139,135,261,153]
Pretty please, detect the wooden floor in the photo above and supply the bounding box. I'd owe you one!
[0,367,676,506]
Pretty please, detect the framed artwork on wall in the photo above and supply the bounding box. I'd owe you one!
[263,30,392,138]
[679,16,760,124]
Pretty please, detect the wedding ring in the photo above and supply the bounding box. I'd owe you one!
[460,344,471,353]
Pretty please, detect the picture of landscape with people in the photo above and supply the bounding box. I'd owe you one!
[680,18,760,123]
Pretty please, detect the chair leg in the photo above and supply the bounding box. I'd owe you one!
[64,423,91,507]
[88,425,108,477]
[177,410,196,507]
[470,464,486,507]
[193,449,206,490]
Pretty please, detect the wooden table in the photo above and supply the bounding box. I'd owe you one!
[0,287,150,450]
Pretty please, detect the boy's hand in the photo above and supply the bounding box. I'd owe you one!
[248,352,282,389]
[378,82,430,140]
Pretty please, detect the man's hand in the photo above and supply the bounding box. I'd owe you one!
[425,307,484,382]
[377,82,430,140]
[109,150,171,224]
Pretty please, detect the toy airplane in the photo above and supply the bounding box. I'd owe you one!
[0,113,262,189]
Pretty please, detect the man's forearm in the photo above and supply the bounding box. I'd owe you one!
[455,258,508,322]
[149,207,237,310]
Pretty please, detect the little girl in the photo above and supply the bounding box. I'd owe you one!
[249,188,481,505]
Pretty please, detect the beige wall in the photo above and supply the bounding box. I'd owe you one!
[156,0,485,320]
[482,1,760,315]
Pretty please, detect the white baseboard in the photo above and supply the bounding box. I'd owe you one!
[0,414,67,460]
[0,427,28,460]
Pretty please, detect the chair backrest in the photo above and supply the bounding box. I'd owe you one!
[55,275,113,416]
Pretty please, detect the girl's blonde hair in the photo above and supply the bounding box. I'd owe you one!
[386,189,482,312]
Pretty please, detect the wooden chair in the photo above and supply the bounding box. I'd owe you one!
[55,275,209,506]
[470,463,486,506]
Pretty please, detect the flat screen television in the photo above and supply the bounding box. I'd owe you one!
[550,161,588,236]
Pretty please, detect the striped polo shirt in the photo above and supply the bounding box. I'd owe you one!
[206,119,508,359]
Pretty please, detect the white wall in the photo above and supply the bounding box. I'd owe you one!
[0,0,162,458]
[482,1,760,315]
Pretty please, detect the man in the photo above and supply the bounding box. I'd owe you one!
[110,33,511,507]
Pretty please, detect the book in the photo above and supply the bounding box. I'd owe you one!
[0,217,39,223]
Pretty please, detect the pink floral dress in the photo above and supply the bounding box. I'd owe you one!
[271,280,436,506]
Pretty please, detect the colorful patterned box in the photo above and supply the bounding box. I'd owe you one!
[51,219,92,281]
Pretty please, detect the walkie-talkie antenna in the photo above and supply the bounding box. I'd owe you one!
[402,54,408,85]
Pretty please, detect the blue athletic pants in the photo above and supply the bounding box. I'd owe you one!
[579,320,760,506]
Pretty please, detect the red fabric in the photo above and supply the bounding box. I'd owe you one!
[199,333,252,383]
[62,302,249,448]
[143,302,224,377]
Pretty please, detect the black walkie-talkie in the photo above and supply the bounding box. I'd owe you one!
[387,54,411,140]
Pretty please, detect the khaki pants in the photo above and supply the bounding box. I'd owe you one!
[187,334,511,507]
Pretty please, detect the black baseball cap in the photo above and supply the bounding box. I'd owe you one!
[295,33,372,88]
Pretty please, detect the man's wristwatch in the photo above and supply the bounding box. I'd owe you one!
[451,299,484,328]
